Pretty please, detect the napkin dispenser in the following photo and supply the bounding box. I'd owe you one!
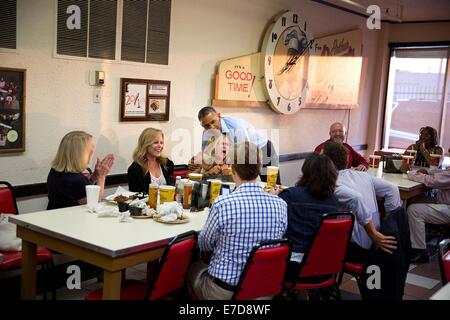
[383,155,403,173]
[191,181,209,211]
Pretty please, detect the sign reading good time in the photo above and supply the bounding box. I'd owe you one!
[213,53,267,106]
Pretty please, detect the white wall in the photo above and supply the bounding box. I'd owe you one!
[1,0,379,211]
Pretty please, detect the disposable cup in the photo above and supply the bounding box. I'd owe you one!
[86,185,100,209]
[159,185,175,204]
[369,155,381,168]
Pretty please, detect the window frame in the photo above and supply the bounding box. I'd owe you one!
[381,41,450,152]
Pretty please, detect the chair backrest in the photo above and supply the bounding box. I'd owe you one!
[298,212,354,279]
[0,181,18,215]
[232,239,292,300]
[438,239,450,285]
[173,165,189,178]
[146,230,197,300]
[374,150,395,161]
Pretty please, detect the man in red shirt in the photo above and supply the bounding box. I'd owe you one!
[314,122,368,171]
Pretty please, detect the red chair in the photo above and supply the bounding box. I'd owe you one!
[231,239,292,300]
[285,212,354,300]
[85,230,197,300]
[0,181,54,298]
[173,165,189,178]
[438,239,450,285]
[374,150,395,161]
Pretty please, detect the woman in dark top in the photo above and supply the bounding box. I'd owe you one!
[404,126,443,167]
[278,152,339,282]
[47,131,114,210]
[127,128,174,193]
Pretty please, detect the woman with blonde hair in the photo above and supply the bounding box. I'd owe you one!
[127,128,174,192]
[47,131,114,210]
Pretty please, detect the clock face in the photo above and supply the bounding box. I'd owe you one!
[261,11,313,114]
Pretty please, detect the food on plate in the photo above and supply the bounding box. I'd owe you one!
[113,195,129,203]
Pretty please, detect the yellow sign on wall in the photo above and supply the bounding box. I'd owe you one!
[213,53,267,107]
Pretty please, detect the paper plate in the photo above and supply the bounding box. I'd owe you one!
[153,215,190,224]
[131,214,153,219]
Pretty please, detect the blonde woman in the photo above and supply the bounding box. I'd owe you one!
[127,128,174,192]
[47,131,114,210]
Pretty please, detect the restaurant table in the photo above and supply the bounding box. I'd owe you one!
[9,204,209,300]
[367,166,426,203]
[430,282,450,300]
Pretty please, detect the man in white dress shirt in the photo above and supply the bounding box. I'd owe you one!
[322,142,401,258]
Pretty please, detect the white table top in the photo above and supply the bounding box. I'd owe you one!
[367,166,424,192]
[9,204,209,258]
[430,282,450,300]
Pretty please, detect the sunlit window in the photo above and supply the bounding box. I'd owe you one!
[383,45,450,152]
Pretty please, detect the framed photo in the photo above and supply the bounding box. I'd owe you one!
[0,67,26,153]
[120,78,170,122]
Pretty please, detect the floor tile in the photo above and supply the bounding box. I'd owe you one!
[405,273,440,289]
[340,279,360,295]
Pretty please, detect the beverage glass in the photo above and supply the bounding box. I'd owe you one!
[208,179,222,205]
[159,185,176,204]
[405,149,417,157]
[148,184,158,209]
[86,185,100,209]
[369,155,381,168]
[266,166,279,187]
[430,154,441,169]
[402,155,414,171]
[188,173,203,181]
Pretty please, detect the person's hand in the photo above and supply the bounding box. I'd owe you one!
[221,165,231,175]
[204,165,222,176]
[188,155,202,172]
[371,231,397,254]
[419,141,427,154]
[355,164,368,171]
[94,153,114,178]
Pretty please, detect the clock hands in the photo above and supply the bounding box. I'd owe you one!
[277,38,314,75]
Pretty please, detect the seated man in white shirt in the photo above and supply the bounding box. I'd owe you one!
[322,142,401,262]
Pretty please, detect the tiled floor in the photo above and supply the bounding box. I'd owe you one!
[46,263,148,300]
[47,254,444,300]
[339,253,444,300]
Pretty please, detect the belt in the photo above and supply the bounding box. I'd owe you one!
[209,275,237,292]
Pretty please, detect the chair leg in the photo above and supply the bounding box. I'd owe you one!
[435,227,445,253]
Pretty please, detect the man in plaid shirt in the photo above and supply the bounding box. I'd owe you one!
[188,141,287,300]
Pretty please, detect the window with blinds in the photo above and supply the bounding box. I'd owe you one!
[0,0,17,49]
[57,0,88,57]
[57,0,116,59]
[121,0,171,65]
[56,0,171,65]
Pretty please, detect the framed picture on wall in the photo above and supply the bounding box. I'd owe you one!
[0,67,26,153]
[120,78,170,122]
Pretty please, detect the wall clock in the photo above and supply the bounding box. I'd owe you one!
[261,10,314,114]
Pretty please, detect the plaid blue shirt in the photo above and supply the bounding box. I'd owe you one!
[199,183,287,286]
